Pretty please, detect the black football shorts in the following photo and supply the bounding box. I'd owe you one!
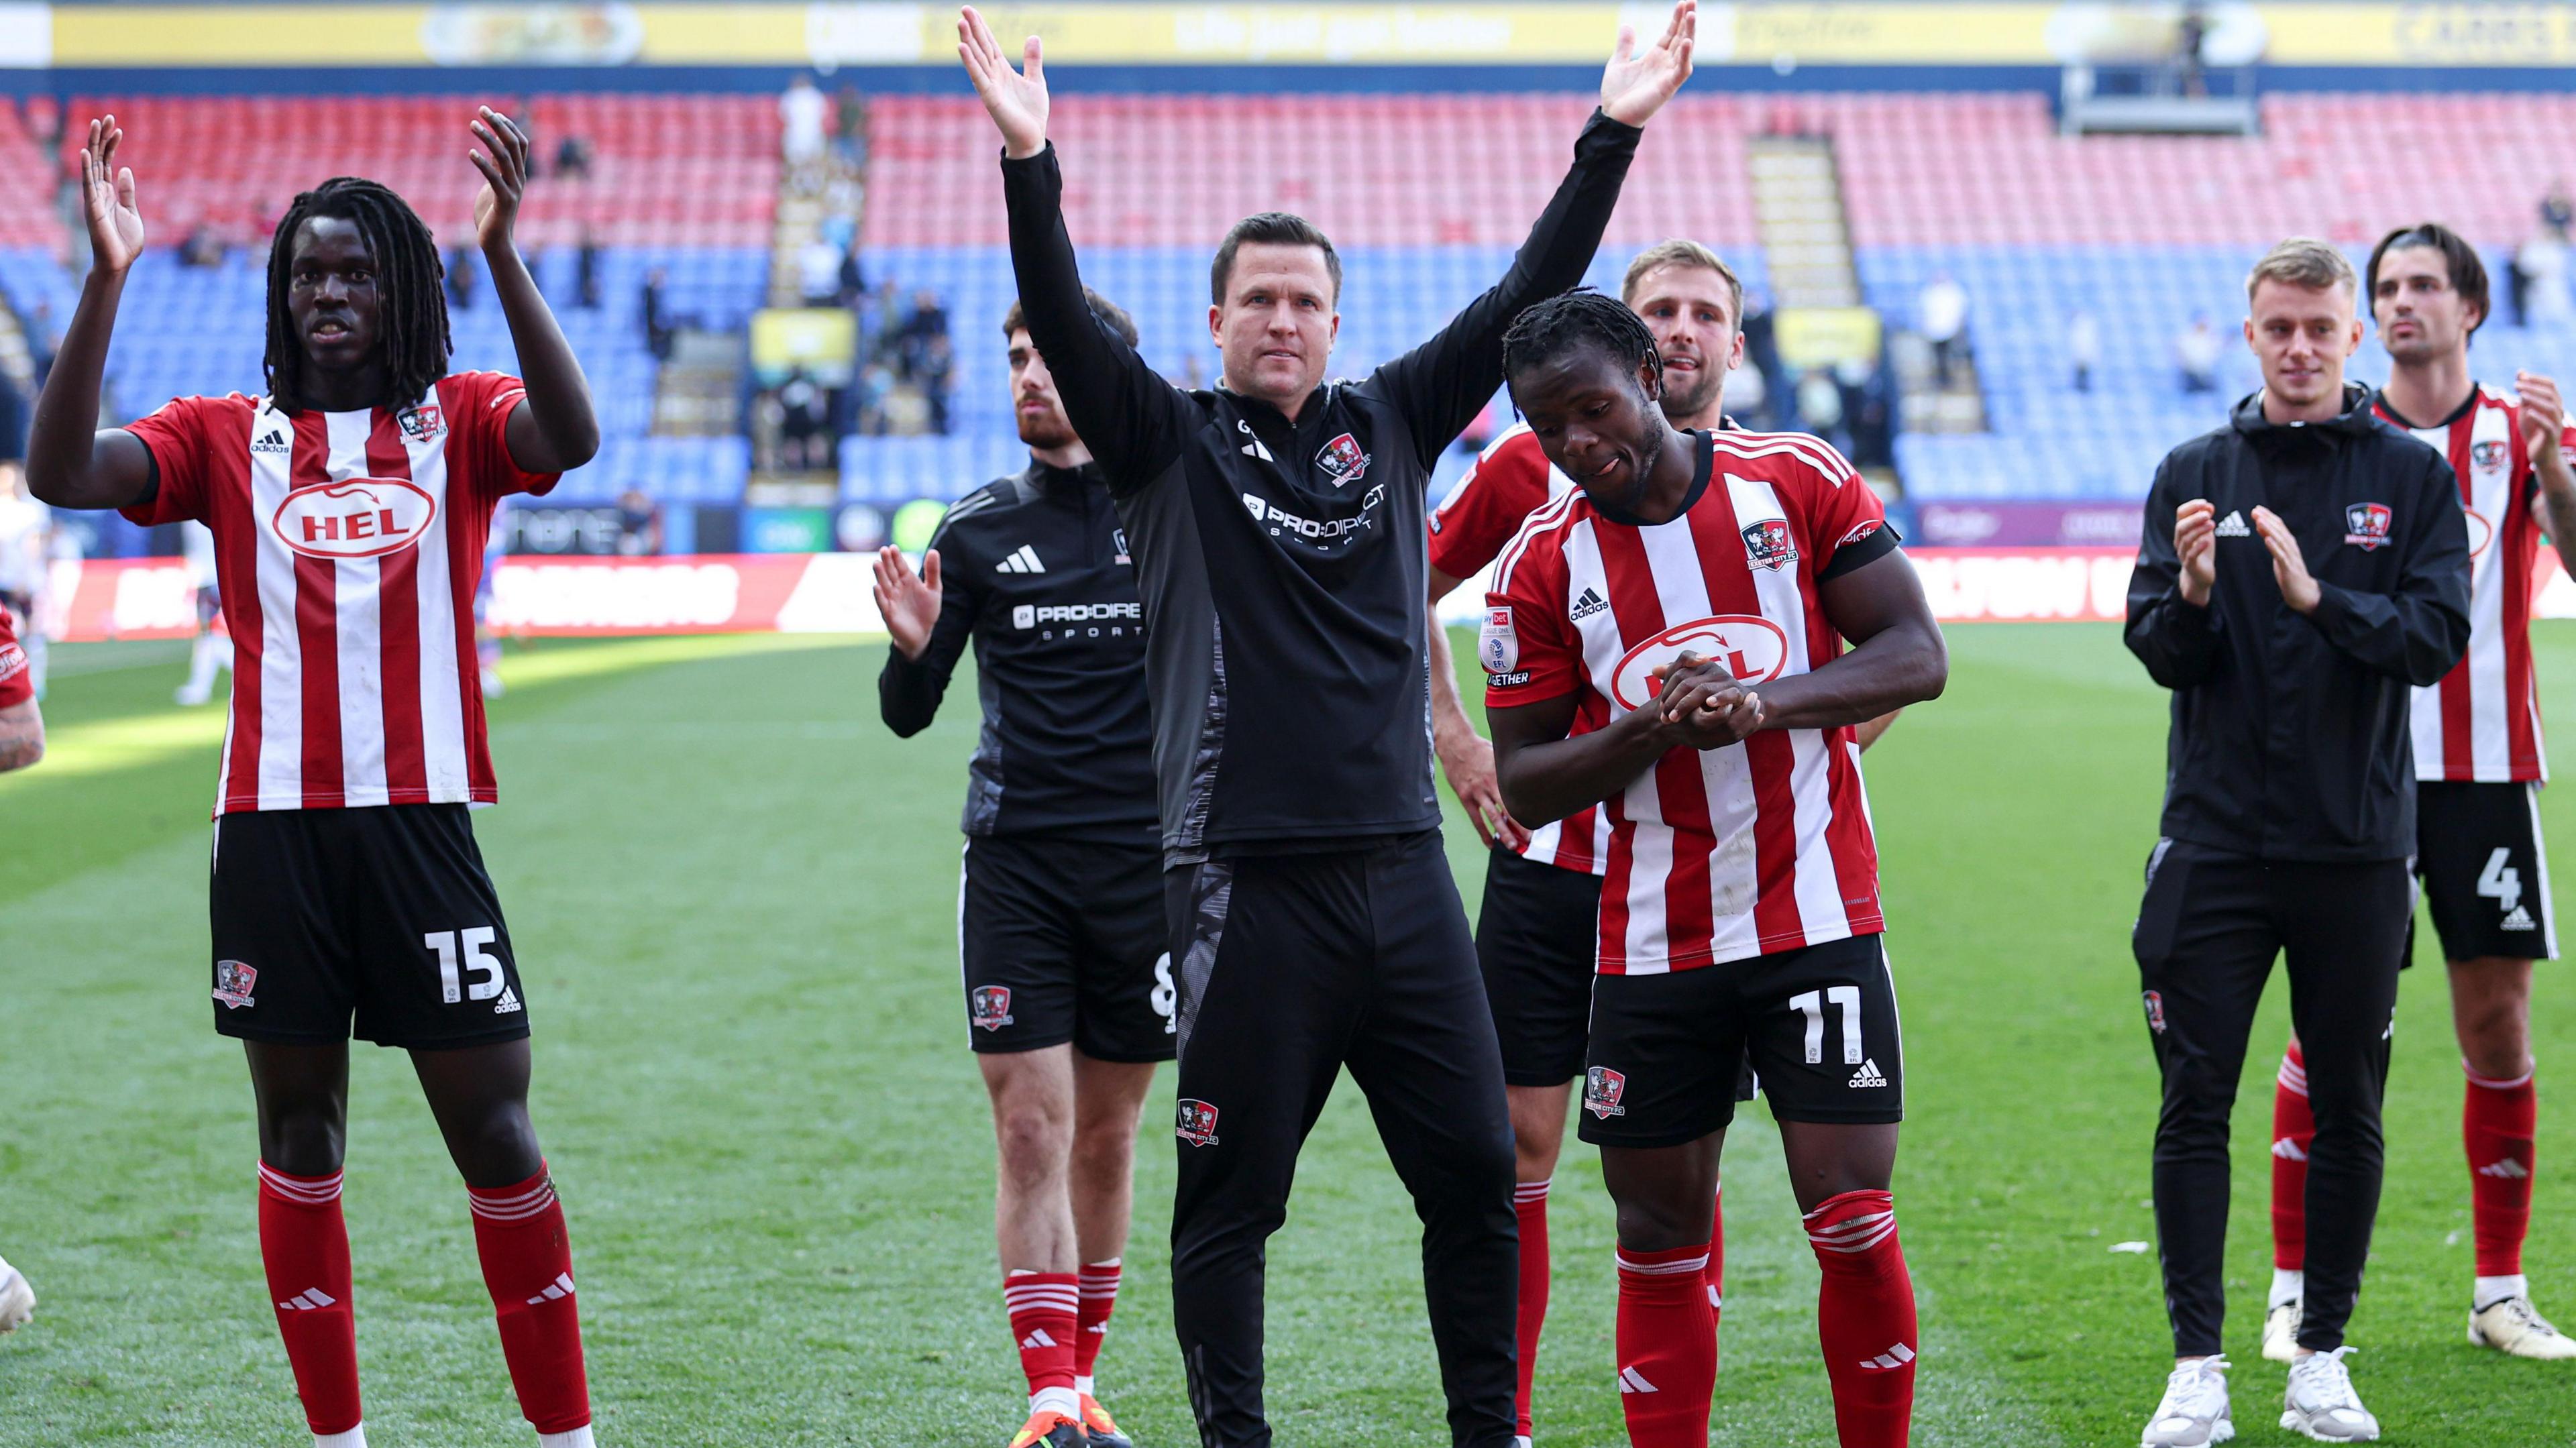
[209,803,531,1050]
[1474,844,1603,1087]
[959,833,1175,1061]
[2416,781,2558,963]
[1578,933,1898,1148]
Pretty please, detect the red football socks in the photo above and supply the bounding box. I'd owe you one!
[258,1163,362,1437]
[2271,1042,2314,1271]
[1004,1269,1079,1418]
[2465,1063,2538,1278]
[1614,1241,1715,1448]
[1511,1178,1551,1439]
[1074,1260,1122,1389]
[1805,1189,1916,1448]
[467,1166,592,1435]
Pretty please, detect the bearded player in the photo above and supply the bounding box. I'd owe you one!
[1483,293,1945,1448]
[2261,222,2576,1364]
[28,114,602,1447]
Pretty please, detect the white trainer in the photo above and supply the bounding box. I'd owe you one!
[2141,1355,2235,1447]
[2469,1296,2576,1360]
[2261,1298,2302,1363]
[0,1257,33,1333]
[2279,1347,2378,1442]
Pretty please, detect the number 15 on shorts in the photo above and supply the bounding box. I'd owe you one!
[425,927,505,1003]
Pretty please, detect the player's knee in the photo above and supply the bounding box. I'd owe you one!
[259,1106,345,1176]
[995,1102,1071,1176]
[450,1106,543,1187]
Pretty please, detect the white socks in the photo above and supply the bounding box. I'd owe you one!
[315,1428,367,1448]
[2269,1268,2304,1308]
[1030,1384,1080,1420]
[537,1429,596,1448]
[2475,1274,2530,1311]
[1073,1374,1095,1398]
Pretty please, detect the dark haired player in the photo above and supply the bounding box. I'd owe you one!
[27,114,602,1448]
[0,602,41,1336]
[2259,222,2576,1364]
[1483,292,1945,1448]
[874,288,1163,1448]
[961,5,1693,1443]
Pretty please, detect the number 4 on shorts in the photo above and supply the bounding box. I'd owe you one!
[425,927,506,1003]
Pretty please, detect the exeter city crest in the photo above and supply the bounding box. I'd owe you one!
[969,985,1015,1032]
[1741,518,1797,570]
[1176,1098,1222,1147]
[213,959,260,1010]
[1584,1066,1628,1119]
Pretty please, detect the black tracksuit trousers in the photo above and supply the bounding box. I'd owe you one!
[1165,830,1517,1448]
[2132,838,2409,1357]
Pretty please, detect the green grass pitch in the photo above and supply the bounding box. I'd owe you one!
[3,623,2572,1446]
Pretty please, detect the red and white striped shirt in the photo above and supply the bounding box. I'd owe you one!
[2374,386,2574,784]
[120,372,557,815]
[1432,423,1609,874]
[1484,429,1890,974]
[0,606,28,710]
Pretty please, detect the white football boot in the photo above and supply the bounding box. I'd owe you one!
[2279,1346,2378,1442]
[2261,1297,2302,1363]
[2141,1355,2235,1447]
[0,1256,33,1333]
[2469,1294,2576,1359]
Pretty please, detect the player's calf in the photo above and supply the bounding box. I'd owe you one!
[467,1164,594,1445]
[1805,1188,1916,1448]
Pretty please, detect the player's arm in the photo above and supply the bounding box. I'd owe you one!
[470,109,600,473]
[27,117,156,510]
[0,698,40,773]
[1368,6,1689,467]
[1855,710,1902,750]
[1662,550,1945,733]
[2266,450,2469,686]
[2124,459,2223,689]
[1426,567,1528,850]
[2516,373,2576,576]
[967,9,1189,488]
[875,539,978,736]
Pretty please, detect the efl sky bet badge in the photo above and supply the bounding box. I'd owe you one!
[1316,432,1371,488]
[213,960,260,1010]
[1584,1066,1628,1119]
[969,985,1014,1032]
[1479,607,1519,675]
[1175,1098,1221,1147]
[1741,517,1798,570]
[2343,502,2393,551]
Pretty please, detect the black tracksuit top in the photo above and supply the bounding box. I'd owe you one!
[2126,384,2472,862]
[877,459,1157,844]
[1001,110,1642,865]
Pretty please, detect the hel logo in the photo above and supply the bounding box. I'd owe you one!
[1584,1066,1628,1119]
[213,959,260,1010]
[1610,616,1789,710]
[2472,439,2510,474]
[1741,517,1797,570]
[272,478,437,561]
[2141,989,2167,1035]
[969,985,1015,1032]
[2343,502,2394,551]
[1480,606,1519,673]
[2466,508,2494,561]
[397,404,445,440]
[1175,1098,1222,1148]
[1316,432,1371,487]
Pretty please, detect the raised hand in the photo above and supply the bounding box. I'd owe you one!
[469,107,532,253]
[2250,505,2320,616]
[1601,0,1697,127]
[80,116,144,276]
[873,545,945,660]
[2175,498,2217,607]
[959,6,1050,160]
[2519,371,2569,464]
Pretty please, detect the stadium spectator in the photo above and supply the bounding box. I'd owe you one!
[1917,270,1968,386]
[797,236,844,307]
[833,82,869,169]
[574,227,601,310]
[781,73,827,166]
[920,332,955,434]
[2176,311,2223,393]
[2125,237,2469,1447]
[961,5,1693,1442]
[447,242,479,309]
[871,286,1164,1448]
[2542,179,2573,238]
[551,133,592,181]
[613,488,661,556]
[776,367,828,467]
[179,223,224,268]
[2070,307,2100,391]
[641,266,672,359]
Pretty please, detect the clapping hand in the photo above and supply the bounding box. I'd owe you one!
[1601,0,1697,127]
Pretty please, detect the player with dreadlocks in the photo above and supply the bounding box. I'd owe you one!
[29,112,602,1448]
[1479,291,1945,1448]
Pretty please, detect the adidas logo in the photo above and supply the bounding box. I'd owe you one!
[1240,440,1275,461]
[2215,510,2251,538]
[1848,1058,1888,1089]
[2479,1158,2531,1180]
[494,987,523,1015]
[1616,1366,1658,1394]
[525,1271,575,1306]
[2502,905,2536,931]
[252,428,291,454]
[1570,587,1609,621]
[2272,1137,2309,1162]
[1860,1343,1917,1371]
[278,1288,338,1311]
[1020,1328,1058,1349]
[998,544,1046,575]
